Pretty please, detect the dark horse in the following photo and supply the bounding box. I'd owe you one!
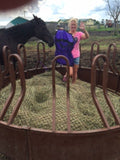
[0,15,54,65]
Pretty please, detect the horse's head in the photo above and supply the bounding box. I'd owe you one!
[32,15,54,47]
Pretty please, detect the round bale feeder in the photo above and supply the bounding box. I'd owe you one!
[0,42,120,160]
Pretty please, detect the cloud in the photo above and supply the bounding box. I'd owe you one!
[88,2,109,21]
[0,0,109,26]
[91,6,106,13]
[35,0,107,21]
[35,0,65,20]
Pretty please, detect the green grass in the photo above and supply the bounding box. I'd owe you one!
[86,24,120,32]
[87,27,114,32]
[24,34,120,54]
[80,35,120,56]
[25,40,55,52]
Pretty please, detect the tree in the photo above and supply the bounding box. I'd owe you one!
[104,0,120,35]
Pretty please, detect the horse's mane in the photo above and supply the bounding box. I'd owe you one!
[6,19,33,35]
[4,17,46,38]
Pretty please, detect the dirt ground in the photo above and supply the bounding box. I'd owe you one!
[24,41,120,71]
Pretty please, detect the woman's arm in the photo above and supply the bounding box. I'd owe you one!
[79,22,89,40]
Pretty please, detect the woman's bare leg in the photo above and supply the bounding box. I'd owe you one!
[63,66,73,81]
[72,64,79,83]
[64,66,73,77]
[69,66,73,77]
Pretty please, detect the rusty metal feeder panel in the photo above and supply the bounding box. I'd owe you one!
[0,42,120,160]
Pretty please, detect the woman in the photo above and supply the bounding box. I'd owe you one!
[63,18,89,83]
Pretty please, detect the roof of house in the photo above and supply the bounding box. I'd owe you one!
[6,16,28,28]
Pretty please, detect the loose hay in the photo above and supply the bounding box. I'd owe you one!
[0,70,120,131]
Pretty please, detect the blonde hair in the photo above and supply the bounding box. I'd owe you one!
[68,18,78,29]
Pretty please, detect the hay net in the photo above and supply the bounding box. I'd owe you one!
[0,70,120,132]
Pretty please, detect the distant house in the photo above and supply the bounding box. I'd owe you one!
[6,16,28,28]
[105,19,113,27]
[57,18,96,31]
[84,19,96,26]
[57,19,69,30]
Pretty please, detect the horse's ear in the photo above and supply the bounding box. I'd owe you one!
[33,14,41,24]
[33,14,38,19]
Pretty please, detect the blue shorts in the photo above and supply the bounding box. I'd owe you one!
[73,57,80,65]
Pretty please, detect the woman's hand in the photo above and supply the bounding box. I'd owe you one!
[79,21,89,39]
[79,22,86,31]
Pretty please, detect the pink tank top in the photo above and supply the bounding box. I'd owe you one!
[72,32,83,58]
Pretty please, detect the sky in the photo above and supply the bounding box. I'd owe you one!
[0,0,109,26]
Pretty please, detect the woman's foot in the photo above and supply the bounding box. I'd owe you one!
[63,75,67,82]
